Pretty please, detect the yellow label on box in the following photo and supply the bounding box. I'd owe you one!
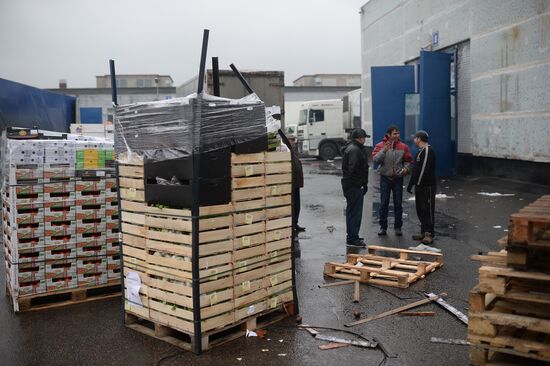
[209,292,218,305]
[270,275,278,286]
[242,236,251,247]
[274,230,282,240]
[245,165,254,176]
[128,188,137,198]
[271,186,278,195]
[84,149,99,160]
[269,297,278,309]
[241,280,251,292]
[245,213,254,225]
[239,261,247,271]
[270,251,278,263]
[209,268,218,281]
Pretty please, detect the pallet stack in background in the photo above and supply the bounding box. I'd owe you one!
[468,195,550,365]
[119,150,294,352]
[2,136,120,312]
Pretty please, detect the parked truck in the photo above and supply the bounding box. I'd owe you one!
[297,89,361,160]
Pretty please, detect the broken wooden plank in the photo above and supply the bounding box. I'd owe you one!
[399,311,435,317]
[430,337,470,345]
[345,293,445,327]
[353,281,360,303]
[319,343,350,350]
[318,280,355,288]
[425,292,468,325]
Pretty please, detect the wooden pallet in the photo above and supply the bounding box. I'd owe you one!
[468,274,550,364]
[507,195,550,246]
[6,280,120,312]
[323,245,443,288]
[477,266,550,305]
[125,300,294,352]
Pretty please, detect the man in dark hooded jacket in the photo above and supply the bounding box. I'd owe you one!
[341,129,370,247]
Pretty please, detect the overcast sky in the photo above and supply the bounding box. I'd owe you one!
[0,0,366,89]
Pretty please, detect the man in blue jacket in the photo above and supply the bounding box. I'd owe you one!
[341,129,370,247]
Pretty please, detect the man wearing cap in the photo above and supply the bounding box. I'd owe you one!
[407,130,437,244]
[372,125,413,236]
[341,128,370,247]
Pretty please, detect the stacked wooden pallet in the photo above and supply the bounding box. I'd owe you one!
[468,195,550,365]
[120,151,294,353]
[2,138,120,312]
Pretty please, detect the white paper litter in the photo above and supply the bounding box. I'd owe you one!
[126,271,143,306]
[409,244,442,253]
[493,225,502,229]
[279,339,284,343]
[236,358,243,361]
[278,354,287,357]
[477,192,515,197]
[246,330,257,337]
[261,349,269,352]
[436,194,455,199]
[355,262,364,267]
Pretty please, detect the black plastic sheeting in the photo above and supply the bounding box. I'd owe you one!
[115,93,267,162]
[0,78,75,132]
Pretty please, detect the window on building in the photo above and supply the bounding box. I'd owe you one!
[136,79,144,87]
[116,79,128,88]
[309,109,324,123]
[144,79,152,87]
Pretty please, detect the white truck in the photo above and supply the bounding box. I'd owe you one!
[297,90,361,160]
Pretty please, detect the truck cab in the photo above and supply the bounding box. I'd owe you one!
[297,99,347,160]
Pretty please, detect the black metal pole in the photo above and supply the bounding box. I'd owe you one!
[229,63,254,94]
[212,57,220,97]
[197,30,209,95]
[109,59,126,328]
[192,28,209,355]
[109,59,118,106]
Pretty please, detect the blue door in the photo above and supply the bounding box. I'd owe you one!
[371,66,415,145]
[419,51,453,176]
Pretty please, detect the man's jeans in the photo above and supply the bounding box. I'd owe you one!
[345,186,364,244]
[379,176,403,230]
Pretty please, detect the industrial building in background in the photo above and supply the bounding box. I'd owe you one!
[360,0,550,184]
[293,74,361,87]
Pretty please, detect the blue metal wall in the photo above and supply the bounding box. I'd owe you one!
[80,107,102,123]
[371,66,415,145]
[0,78,75,132]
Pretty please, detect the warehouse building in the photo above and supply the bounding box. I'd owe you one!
[360,0,549,184]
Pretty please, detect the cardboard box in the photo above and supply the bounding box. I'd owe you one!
[76,220,106,234]
[76,195,105,206]
[43,165,75,181]
[76,242,107,258]
[8,165,44,184]
[43,181,75,194]
[46,233,76,246]
[12,261,46,283]
[76,232,106,245]
[18,279,47,296]
[105,178,117,189]
[77,256,107,272]
[6,207,44,225]
[44,191,76,202]
[78,271,108,287]
[45,258,77,278]
[46,276,78,292]
[106,239,120,256]
[76,178,105,191]
[75,204,105,220]
[105,201,118,217]
[44,204,76,222]
[44,221,76,236]
[13,223,44,240]
[45,243,77,260]
[13,247,46,264]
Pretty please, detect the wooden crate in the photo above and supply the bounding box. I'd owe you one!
[120,150,295,353]
[265,151,292,209]
[323,245,443,288]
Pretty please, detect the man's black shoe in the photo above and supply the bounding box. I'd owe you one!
[395,228,402,236]
[296,225,306,232]
[377,229,387,236]
[346,241,366,248]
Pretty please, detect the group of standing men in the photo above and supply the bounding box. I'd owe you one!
[341,125,437,247]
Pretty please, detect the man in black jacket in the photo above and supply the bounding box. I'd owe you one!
[407,130,437,244]
[341,129,370,247]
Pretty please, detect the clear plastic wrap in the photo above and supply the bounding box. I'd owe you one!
[114,93,267,162]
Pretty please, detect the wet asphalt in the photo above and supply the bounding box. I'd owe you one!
[1,159,548,366]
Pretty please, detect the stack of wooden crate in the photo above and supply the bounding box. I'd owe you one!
[2,138,120,312]
[468,195,550,365]
[120,150,294,352]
